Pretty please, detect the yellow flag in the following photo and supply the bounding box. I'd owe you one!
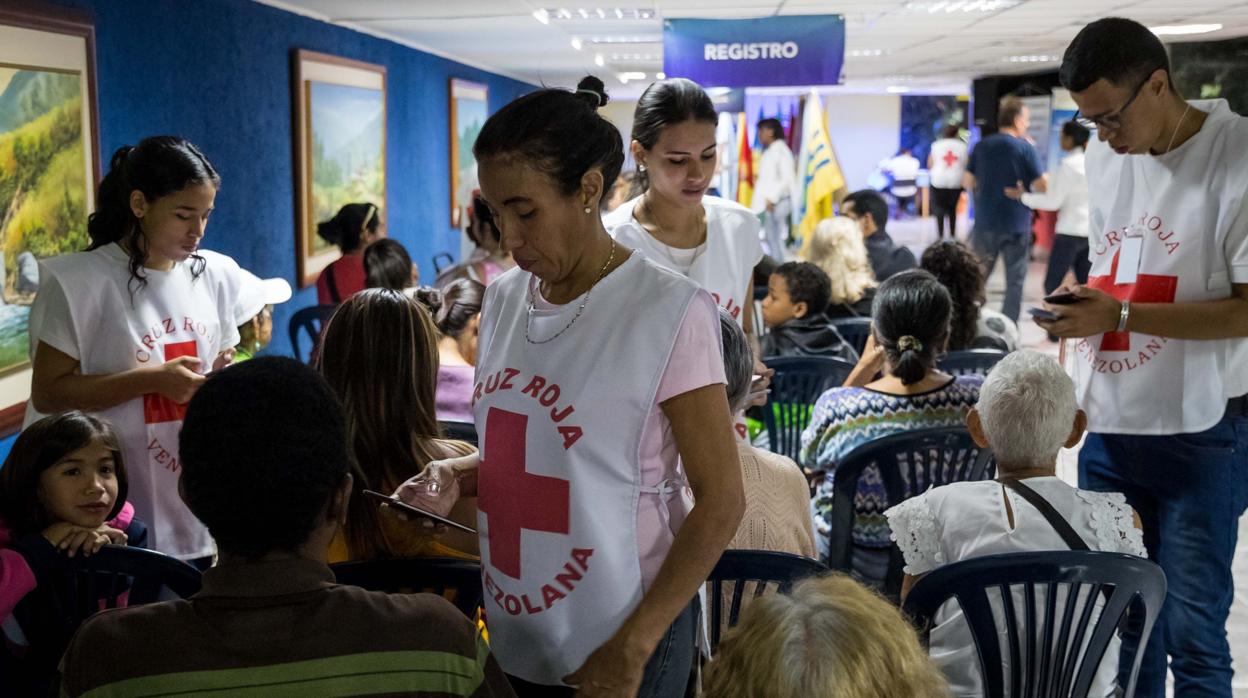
[796,92,847,241]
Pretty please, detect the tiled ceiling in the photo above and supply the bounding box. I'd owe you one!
[258,0,1248,95]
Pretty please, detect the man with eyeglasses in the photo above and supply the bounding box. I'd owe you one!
[1037,17,1248,698]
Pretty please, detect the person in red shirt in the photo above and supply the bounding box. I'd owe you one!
[315,202,386,305]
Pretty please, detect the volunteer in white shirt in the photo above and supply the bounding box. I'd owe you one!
[27,136,241,566]
[393,76,744,698]
[885,148,921,217]
[1008,120,1092,296]
[750,117,796,260]
[1039,19,1248,698]
[928,125,968,238]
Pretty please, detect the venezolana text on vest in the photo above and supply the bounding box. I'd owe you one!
[703,42,799,61]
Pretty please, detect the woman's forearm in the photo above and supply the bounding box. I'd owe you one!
[32,367,159,414]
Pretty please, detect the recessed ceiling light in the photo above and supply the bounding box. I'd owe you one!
[656,72,666,80]
[620,71,646,81]
[887,85,912,93]
[1004,54,1059,63]
[1149,23,1222,36]
[533,8,550,24]
[571,37,583,50]
[849,49,887,58]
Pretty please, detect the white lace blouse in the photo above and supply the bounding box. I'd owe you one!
[886,477,1146,698]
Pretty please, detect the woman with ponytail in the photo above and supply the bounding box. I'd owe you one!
[800,270,983,567]
[26,136,242,566]
[315,202,386,305]
[415,279,485,422]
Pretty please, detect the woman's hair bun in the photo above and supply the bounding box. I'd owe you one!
[413,286,444,316]
[575,76,609,108]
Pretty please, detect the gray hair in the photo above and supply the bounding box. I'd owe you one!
[976,350,1077,468]
[719,307,754,413]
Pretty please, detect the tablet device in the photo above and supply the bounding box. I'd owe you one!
[362,489,477,534]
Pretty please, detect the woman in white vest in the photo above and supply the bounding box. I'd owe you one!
[27,136,241,567]
[393,76,744,697]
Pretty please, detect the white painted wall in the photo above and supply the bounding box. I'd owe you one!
[821,94,901,193]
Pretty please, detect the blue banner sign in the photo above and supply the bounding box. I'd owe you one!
[663,15,845,88]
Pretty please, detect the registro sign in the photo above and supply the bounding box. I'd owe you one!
[663,15,845,88]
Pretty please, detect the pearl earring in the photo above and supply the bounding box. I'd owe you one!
[639,164,647,172]
[584,206,593,214]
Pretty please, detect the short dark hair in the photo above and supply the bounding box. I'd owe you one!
[364,238,413,291]
[473,76,623,200]
[998,96,1025,129]
[872,270,952,385]
[757,118,784,141]
[180,357,350,559]
[940,124,960,139]
[773,262,831,314]
[843,189,888,233]
[1060,17,1171,93]
[1062,119,1091,149]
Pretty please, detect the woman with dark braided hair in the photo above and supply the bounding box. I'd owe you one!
[920,240,1018,351]
[27,136,242,566]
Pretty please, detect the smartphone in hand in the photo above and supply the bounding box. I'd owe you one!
[1042,292,1082,305]
[1028,307,1060,322]
[362,489,477,534]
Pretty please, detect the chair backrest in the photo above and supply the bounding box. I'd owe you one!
[331,556,483,619]
[827,427,995,597]
[830,317,873,356]
[432,252,455,275]
[14,546,201,680]
[439,420,478,447]
[706,550,827,651]
[288,304,336,364]
[903,551,1166,698]
[761,356,856,463]
[939,349,1009,377]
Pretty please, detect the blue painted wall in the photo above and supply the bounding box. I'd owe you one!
[0,0,533,463]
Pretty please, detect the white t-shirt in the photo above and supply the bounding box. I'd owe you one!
[886,154,922,197]
[26,243,242,559]
[751,140,796,212]
[1022,150,1089,238]
[605,195,764,325]
[929,138,969,190]
[887,478,1145,698]
[1073,99,1248,435]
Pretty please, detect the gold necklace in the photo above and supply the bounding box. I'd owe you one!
[525,241,617,344]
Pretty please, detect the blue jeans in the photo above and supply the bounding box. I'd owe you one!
[1080,411,1248,698]
[971,229,1029,323]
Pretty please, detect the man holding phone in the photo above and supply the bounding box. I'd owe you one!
[1039,18,1248,698]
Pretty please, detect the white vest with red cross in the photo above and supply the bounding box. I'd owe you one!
[472,252,698,685]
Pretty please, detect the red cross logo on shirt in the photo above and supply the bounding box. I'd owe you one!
[1087,248,1178,352]
[142,340,198,424]
[941,149,959,168]
[478,408,570,580]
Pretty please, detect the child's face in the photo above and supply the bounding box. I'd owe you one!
[762,274,804,328]
[37,439,119,529]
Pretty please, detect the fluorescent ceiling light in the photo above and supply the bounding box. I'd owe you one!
[656,71,666,80]
[887,85,912,93]
[1149,23,1222,36]
[595,53,605,66]
[533,8,550,24]
[571,37,583,50]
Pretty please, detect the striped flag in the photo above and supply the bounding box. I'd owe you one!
[794,91,847,242]
[735,111,754,208]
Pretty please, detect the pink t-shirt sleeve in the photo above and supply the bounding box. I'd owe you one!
[655,291,727,404]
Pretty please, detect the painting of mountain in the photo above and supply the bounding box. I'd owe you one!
[307,81,385,257]
[0,66,88,374]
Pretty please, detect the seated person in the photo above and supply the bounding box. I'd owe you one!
[703,573,949,698]
[760,262,857,363]
[415,279,485,424]
[317,289,478,562]
[435,195,514,288]
[887,350,1144,697]
[364,239,420,294]
[316,202,385,305]
[0,413,142,694]
[840,189,917,283]
[802,271,982,566]
[919,241,1018,352]
[233,269,292,362]
[798,216,878,319]
[58,357,514,697]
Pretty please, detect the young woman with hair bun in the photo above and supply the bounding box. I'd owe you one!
[414,278,485,422]
[27,135,242,566]
[315,202,386,304]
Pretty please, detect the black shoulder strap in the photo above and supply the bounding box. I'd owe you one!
[326,261,342,304]
[999,478,1090,551]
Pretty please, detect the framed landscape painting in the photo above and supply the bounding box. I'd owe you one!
[0,1,100,435]
[449,79,487,229]
[291,49,386,288]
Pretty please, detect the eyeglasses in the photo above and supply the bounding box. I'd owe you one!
[1074,75,1150,132]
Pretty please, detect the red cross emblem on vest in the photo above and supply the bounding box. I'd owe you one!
[1087,248,1178,352]
[142,340,198,424]
[941,149,959,168]
[478,408,570,580]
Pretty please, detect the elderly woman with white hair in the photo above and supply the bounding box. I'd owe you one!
[886,350,1145,697]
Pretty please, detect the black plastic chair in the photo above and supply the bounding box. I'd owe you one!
[827,427,995,599]
[12,545,201,689]
[288,304,336,364]
[331,556,483,619]
[440,420,478,447]
[706,550,827,651]
[760,356,856,464]
[830,317,872,356]
[903,551,1166,698]
[939,349,1009,377]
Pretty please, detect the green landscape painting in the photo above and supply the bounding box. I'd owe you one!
[0,66,88,373]
[308,81,384,257]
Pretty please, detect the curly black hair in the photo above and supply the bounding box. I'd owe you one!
[919,241,985,351]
